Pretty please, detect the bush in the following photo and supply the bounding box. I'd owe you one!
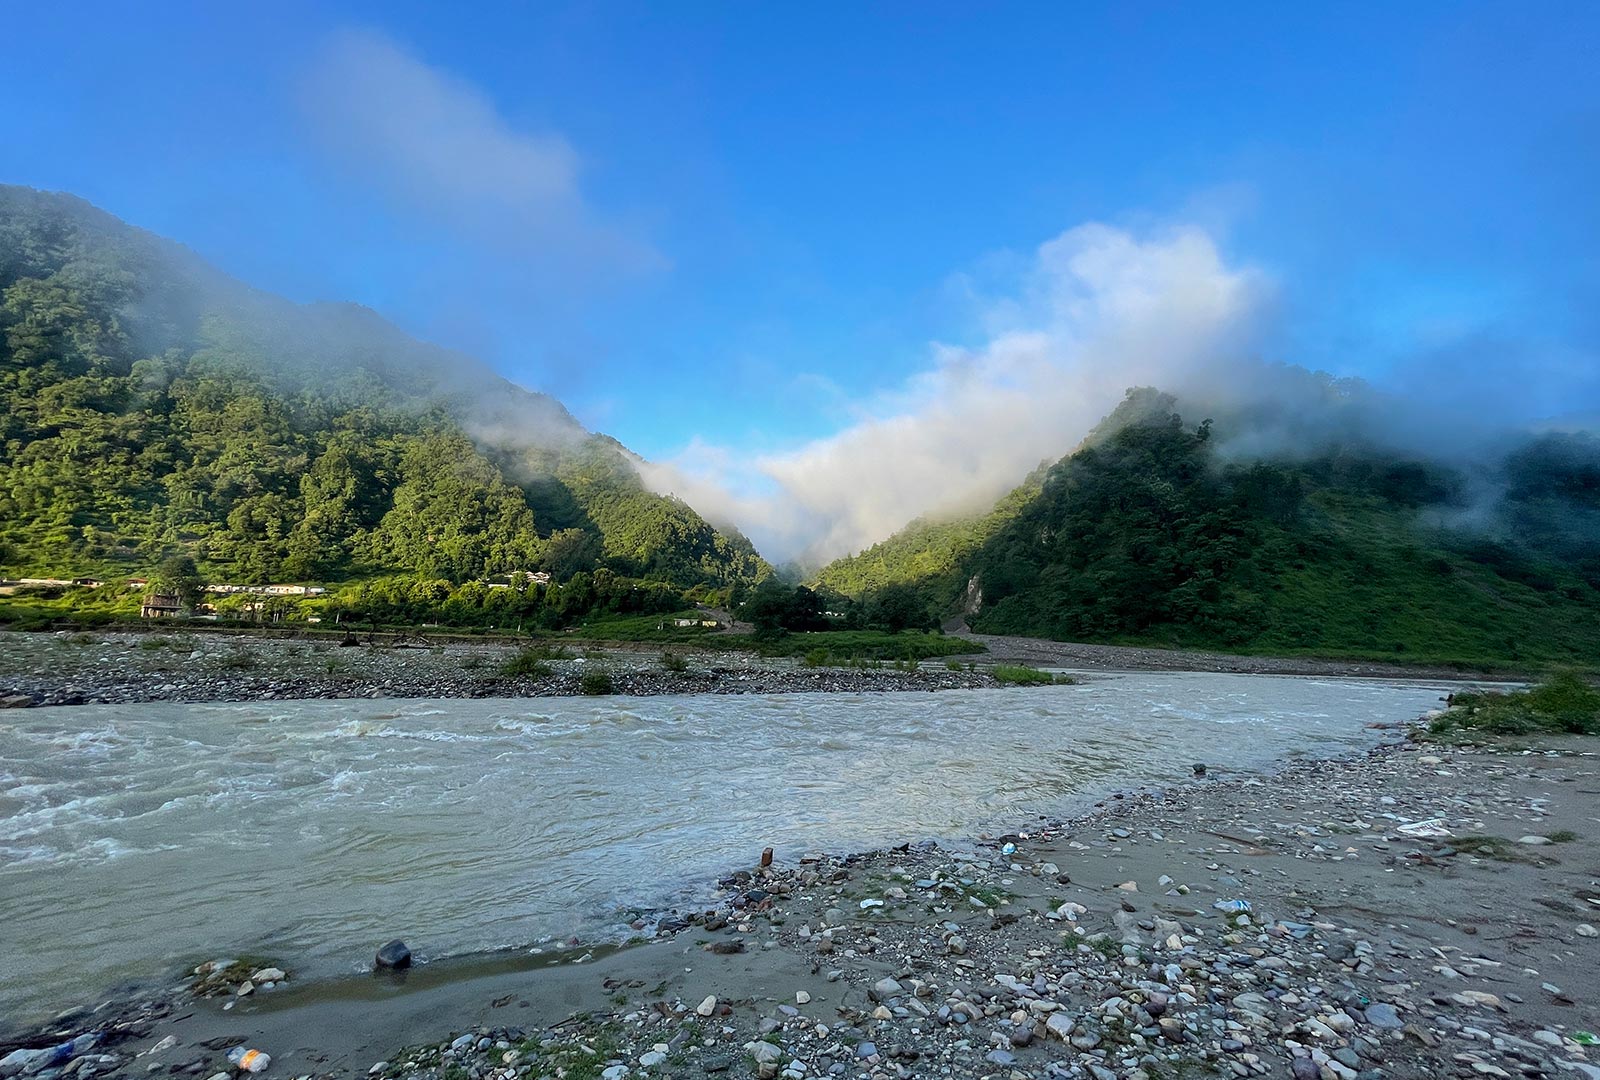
[659,651,690,673]
[802,648,830,668]
[579,668,616,695]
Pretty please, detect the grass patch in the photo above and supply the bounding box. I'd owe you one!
[964,884,1011,907]
[560,611,719,643]
[992,664,1074,686]
[1428,672,1600,738]
[753,630,983,662]
[1447,835,1548,864]
[1081,934,1124,961]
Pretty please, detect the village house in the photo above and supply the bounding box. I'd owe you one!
[140,592,182,619]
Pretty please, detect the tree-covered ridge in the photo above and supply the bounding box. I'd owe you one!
[816,390,1600,667]
[809,468,1046,617]
[0,185,768,588]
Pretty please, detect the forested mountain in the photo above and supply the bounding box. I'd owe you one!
[814,388,1600,666]
[0,185,767,588]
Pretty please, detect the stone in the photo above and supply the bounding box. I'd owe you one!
[251,967,285,983]
[601,1067,628,1080]
[1044,1012,1074,1041]
[854,1042,876,1061]
[869,977,903,1002]
[795,991,811,1005]
[1516,835,1553,845]
[375,940,412,970]
[638,1051,665,1067]
[1291,1058,1319,1080]
[1364,1003,1403,1029]
[696,995,718,1017]
[1577,924,1598,938]
[0,695,33,709]
[984,1050,1015,1066]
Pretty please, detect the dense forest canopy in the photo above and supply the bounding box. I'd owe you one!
[814,388,1600,666]
[0,185,768,590]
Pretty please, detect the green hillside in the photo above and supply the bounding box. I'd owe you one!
[814,390,1600,668]
[0,186,767,589]
[811,468,1046,619]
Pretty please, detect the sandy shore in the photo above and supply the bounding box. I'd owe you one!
[6,729,1597,1080]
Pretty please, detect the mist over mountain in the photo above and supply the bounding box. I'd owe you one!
[0,185,766,588]
[640,220,1599,569]
[814,385,1600,666]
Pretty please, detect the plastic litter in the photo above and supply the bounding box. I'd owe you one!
[1000,842,1017,856]
[858,898,884,910]
[1573,1031,1598,1046]
[227,1048,271,1073]
[1213,899,1253,914]
[1396,818,1450,838]
[0,1034,97,1077]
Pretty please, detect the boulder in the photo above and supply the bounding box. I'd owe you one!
[375,940,412,970]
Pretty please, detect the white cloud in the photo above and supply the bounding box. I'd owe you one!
[299,28,661,273]
[636,222,1268,566]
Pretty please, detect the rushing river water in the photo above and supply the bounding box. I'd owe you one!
[0,673,1451,1026]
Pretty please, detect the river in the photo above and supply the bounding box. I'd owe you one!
[0,672,1450,1027]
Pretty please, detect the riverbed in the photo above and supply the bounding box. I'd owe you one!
[0,673,1453,1027]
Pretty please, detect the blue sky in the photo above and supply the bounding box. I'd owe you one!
[4,2,1598,559]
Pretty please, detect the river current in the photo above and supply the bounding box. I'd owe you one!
[0,673,1450,1026]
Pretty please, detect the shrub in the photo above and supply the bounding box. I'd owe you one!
[659,651,690,673]
[579,668,616,695]
[502,648,555,678]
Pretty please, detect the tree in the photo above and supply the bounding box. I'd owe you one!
[866,582,932,632]
[152,552,202,606]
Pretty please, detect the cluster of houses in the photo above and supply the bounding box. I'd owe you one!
[7,569,561,621]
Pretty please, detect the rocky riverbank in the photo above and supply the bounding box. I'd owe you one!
[5,730,1596,1080]
[0,631,997,707]
[956,630,1510,682]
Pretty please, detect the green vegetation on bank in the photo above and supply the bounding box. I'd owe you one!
[1428,673,1600,738]
[991,664,1075,686]
[752,629,981,662]
[812,387,1600,669]
[0,186,767,591]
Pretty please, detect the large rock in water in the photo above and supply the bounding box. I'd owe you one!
[375,939,412,970]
